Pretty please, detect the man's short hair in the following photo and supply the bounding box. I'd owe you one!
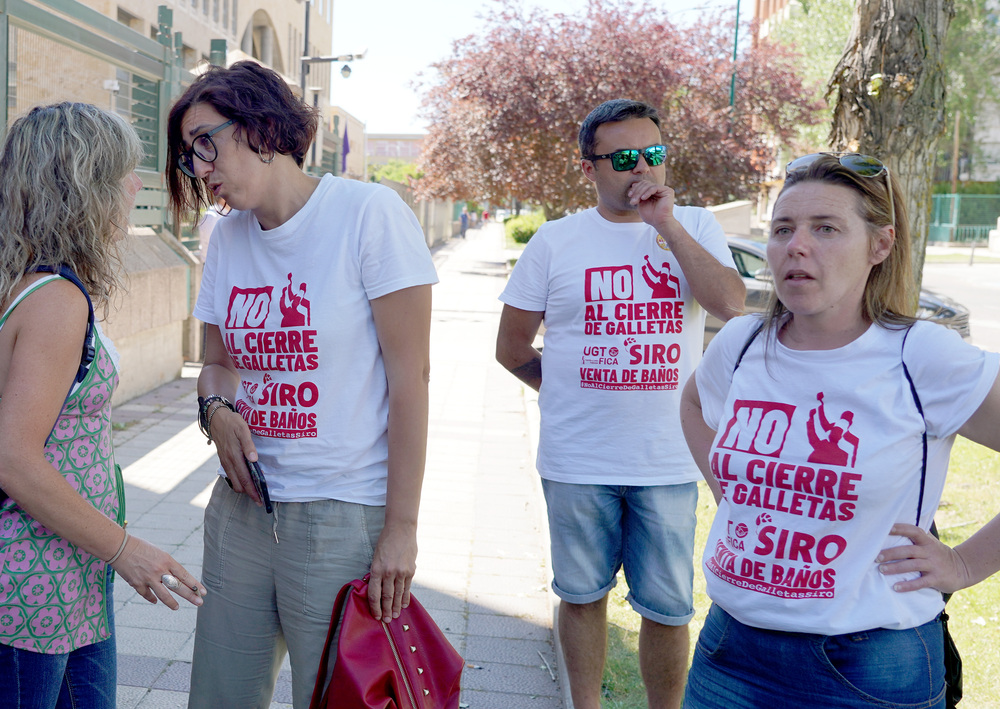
[578,100,661,158]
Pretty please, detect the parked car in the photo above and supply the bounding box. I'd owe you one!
[704,236,972,347]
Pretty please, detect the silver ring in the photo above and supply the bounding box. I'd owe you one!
[161,573,180,590]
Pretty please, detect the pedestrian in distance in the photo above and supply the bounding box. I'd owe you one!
[165,61,437,709]
[460,206,469,238]
[496,98,745,709]
[680,152,1000,708]
[0,102,205,709]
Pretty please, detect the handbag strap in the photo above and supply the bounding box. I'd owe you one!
[308,576,368,709]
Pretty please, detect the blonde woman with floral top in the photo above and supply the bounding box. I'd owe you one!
[0,103,204,709]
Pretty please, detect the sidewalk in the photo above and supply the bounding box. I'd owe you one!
[111,221,565,708]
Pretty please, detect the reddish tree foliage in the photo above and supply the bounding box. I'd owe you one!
[415,0,822,218]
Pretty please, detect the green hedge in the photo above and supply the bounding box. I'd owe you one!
[505,212,546,244]
[933,181,1000,195]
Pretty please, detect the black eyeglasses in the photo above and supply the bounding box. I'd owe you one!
[785,152,895,233]
[585,144,667,172]
[178,119,235,178]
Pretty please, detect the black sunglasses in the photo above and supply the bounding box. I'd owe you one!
[785,152,895,233]
[585,144,667,172]
[178,119,235,178]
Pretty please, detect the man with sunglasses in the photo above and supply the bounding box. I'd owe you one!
[496,99,744,709]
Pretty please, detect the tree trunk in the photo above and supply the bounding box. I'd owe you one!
[827,0,955,292]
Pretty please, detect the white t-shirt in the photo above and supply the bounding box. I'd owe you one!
[500,206,737,485]
[696,315,999,634]
[194,174,438,505]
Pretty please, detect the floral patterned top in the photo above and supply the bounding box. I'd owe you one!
[0,275,123,653]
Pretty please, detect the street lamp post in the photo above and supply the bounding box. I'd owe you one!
[299,0,365,175]
[299,0,366,101]
[729,0,741,108]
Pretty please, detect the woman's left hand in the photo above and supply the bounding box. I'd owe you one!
[876,523,972,594]
[367,522,417,622]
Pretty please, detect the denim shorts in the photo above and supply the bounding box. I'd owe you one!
[0,567,116,709]
[540,479,697,625]
[684,604,946,709]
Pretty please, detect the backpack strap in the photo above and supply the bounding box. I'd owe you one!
[900,325,928,527]
[33,265,95,385]
[733,321,764,373]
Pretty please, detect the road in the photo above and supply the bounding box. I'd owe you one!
[921,260,1000,354]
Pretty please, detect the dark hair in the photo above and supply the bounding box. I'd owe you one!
[578,99,661,157]
[165,61,318,223]
[764,154,914,331]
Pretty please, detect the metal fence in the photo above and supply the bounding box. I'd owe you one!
[929,194,1000,243]
[0,0,195,233]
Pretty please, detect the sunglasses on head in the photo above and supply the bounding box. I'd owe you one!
[785,152,895,233]
[585,144,667,172]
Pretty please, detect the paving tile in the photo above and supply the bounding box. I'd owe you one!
[151,661,191,691]
[461,660,561,696]
[118,654,169,687]
[467,612,553,642]
[464,635,556,667]
[458,689,562,709]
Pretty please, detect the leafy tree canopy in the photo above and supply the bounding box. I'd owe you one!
[369,159,424,184]
[415,0,821,219]
[771,0,1000,180]
[769,0,855,154]
[939,0,1000,177]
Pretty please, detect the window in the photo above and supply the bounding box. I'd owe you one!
[116,7,143,31]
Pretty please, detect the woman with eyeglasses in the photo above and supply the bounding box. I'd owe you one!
[0,103,205,708]
[680,152,1000,707]
[165,61,437,708]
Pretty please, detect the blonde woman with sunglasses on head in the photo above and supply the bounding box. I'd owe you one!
[680,153,1000,708]
[0,103,204,709]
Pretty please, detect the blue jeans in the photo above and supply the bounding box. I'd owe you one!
[684,604,946,709]
[541,479,698,625]
[0,568,116,709]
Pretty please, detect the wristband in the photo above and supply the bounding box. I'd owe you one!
[198,395,235,444]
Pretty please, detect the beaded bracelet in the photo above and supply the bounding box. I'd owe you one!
[198,395,235,444]
[106,530,129,565]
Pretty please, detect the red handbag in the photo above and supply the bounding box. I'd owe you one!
[309,575,464,709]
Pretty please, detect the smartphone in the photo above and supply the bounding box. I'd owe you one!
[246,459,273,514]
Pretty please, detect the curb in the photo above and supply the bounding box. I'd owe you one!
[520,384,574,709]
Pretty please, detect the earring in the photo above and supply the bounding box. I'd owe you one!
[258,144,274,164]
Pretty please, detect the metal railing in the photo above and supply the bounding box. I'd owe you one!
[1,0,195,235]
[929,194,1000,243]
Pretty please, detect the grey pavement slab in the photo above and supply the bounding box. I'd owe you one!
[112,223,564,708]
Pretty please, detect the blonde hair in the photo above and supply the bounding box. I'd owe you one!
[764,154,915,334]
[0,102,144,314]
